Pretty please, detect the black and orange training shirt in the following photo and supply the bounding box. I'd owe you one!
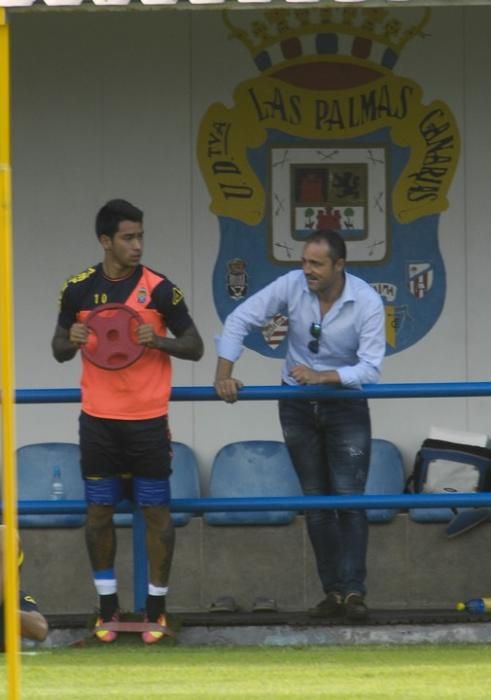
[57,263,193,420]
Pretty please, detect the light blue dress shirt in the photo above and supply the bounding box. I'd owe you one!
[216,270,385,389]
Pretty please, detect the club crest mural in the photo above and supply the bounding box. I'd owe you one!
[198,7,460,356]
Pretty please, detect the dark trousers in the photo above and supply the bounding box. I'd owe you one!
[279,397,371,596]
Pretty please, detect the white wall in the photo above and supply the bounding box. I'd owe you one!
[7,6,491,485]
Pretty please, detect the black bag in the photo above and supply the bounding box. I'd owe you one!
[407,438,491,494]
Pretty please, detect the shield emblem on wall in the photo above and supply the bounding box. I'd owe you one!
[198,8,460,357]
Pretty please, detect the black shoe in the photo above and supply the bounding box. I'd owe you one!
[345,593,368,621]
[308,591,345,618]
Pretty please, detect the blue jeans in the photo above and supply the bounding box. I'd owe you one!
[279,397,371,597]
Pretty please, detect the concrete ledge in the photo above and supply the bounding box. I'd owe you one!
[25,621,491,650]
[177,623,491,647]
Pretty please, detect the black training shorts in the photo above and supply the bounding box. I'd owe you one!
[79,411,173,479]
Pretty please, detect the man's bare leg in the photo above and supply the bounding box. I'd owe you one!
[141,505,175,642]
[86,504,120,637]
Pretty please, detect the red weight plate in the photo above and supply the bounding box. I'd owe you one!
[82,303,145,370]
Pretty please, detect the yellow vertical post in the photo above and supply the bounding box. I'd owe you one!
[0,8,21,700]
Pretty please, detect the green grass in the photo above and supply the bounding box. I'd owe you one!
[2,644,491,699]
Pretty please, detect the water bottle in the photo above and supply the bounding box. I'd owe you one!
[50,466,65,500]
[456,597,491,614]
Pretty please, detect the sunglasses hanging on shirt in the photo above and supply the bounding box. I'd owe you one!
[308,322,322,354]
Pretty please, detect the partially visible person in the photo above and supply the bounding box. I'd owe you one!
[51,199,204,644]
[214,229,385,621]
[0,524,48,649]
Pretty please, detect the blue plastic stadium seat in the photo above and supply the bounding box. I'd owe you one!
[204,440,303,526]
[365,438,406,523]
[409,497,455,523]
[114,441,201,528]
[16,442,85,528]
[409,506,455,523]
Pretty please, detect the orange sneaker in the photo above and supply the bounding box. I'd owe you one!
[141,614,169,645]
[94,610,120,643]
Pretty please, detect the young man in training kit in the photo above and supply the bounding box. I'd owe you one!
[52,199,204,643]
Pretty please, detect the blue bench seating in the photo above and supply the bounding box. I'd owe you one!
[17,440,201,529]
[17,442,85,528]
[204,440,303,526]
[16,438,404,528]
[204,437,404,526]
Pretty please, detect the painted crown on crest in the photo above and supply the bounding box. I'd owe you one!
[224,7,431,73]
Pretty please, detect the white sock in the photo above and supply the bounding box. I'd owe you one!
[94,578,117,596]
[148,584,168,597]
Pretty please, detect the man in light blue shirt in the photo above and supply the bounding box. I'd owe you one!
[214,230,385,620]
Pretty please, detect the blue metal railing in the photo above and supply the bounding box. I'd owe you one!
[13,492,491,515]
[14,381,491,403]
[11,382,491,610]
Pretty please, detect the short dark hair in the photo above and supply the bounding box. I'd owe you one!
[95,199,143,239]
[303,229,346,263]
